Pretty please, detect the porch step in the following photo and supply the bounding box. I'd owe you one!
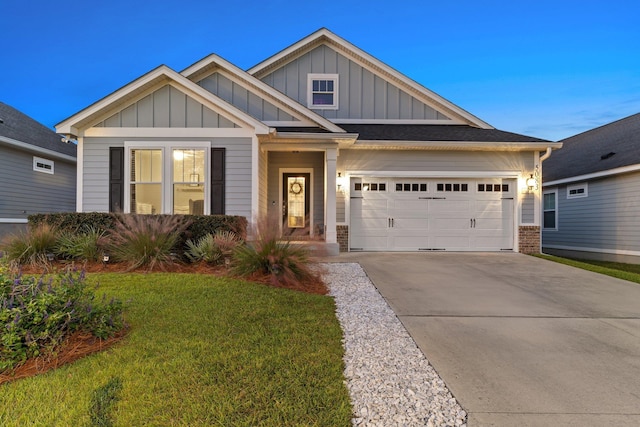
[287,241,340,257]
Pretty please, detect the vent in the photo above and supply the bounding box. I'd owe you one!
[600,152,616,160]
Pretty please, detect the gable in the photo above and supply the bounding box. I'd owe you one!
[197,72,297,123]
[258,44,452,123]
[95,84,240,129]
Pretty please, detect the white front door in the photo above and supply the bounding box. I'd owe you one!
[350,178,515,251]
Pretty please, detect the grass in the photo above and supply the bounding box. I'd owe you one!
[0,273,352,426]
[535,254,640,284]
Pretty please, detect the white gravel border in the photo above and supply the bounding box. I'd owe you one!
[322,262,467,427]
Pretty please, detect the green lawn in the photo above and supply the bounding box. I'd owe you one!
[0,273,352,426]
[535,254,640,284]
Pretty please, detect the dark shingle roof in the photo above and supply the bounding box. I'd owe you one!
[543,113,640,182]
[337,124,549,143]
[0,102,77,157]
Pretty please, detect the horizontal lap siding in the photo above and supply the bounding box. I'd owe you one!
[543,172,640,252]
[82,137,252,217]
[259,45,448,121]
[0,148,75,218]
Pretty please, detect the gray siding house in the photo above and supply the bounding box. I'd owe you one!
[0,102,77,236]
[542,113,640,263]
[57,28,560,255]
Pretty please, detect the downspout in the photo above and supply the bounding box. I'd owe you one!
[537,146,554,254]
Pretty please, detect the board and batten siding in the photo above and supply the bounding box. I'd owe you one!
[81,137,252,217]
[267,151,325,229]
[0,147,75,218]
[259,44,450,121]
[198,73,297,123]
[95,85,239,128]
[543,172,640,254]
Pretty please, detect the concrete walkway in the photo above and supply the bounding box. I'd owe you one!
[320,252,640,426]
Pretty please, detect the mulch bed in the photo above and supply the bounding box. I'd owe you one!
[1,260,327,385]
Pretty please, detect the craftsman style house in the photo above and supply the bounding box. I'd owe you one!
[56,28,560,255]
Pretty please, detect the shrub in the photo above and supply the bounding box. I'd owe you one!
[232,218,317,287]
[185,230,241,265]
[55,226,107,262]
[0,270,126,372]
[105,214,190,271]
[1,224,58,267]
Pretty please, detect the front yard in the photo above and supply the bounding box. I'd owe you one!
[0,273,352,426]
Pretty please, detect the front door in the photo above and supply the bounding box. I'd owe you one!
[282,172,311,238]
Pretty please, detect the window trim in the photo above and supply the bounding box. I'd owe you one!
[124,141,211,214]
[567,182,588,199]
[543,189,558,230]
[33,156,54,174]
[307,73,339,110]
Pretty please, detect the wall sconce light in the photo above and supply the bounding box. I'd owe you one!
[337,172,346,191]
[526,174,538,191]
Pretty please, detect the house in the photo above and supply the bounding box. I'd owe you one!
[0,102,77,237]
[56,28,560,255]
[542,113,640,263]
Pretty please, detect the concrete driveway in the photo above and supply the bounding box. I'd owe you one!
[332,252,640,426]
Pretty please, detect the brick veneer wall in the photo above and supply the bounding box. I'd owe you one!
[337,225,349,252]
[519,226,540,254]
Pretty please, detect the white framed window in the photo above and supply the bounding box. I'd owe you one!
[543,190,558,230]
[33,156,54,174]
[567,183,588,199]
[124,141,209,215]
[307,73,338,109]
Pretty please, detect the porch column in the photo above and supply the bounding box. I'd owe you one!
[325,148,338,245]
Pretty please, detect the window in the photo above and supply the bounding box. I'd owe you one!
[125,142,213,215]
[543,191,557,229]
[567,183,588,199]
[307,74,338,109]
[395,182,427,192]
[33,156,54,174]
[354,182,386,191]
[437,183,468,192]
[478,183,509,192]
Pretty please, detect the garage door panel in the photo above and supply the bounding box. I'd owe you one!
[350,178,515,252]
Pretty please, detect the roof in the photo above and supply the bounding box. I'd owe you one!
[0,102,77,157]
[543,113,640,183]
[338,124,550,143]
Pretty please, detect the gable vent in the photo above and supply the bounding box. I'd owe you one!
[600,152,616,160]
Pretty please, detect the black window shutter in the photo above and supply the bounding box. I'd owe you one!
[109,147,124,212]
[211,148,225,214]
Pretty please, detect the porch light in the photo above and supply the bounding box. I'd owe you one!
[526,174,538,191]
[337,172,346,191]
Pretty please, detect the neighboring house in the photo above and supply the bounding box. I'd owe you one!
[56,28,560,255]
[0,102,77,237]
[542,113,640,263]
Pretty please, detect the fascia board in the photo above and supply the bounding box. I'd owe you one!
[248,28,491,129]
[0,135,77,162]
[351,140,563,151]
[182,53,345,133]
[543,163,640,187]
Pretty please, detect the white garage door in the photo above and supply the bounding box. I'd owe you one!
[350,178,514,251]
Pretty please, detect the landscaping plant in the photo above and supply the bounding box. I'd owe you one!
[0,269,126,372]
[232,218,318,288]
[106,214,190,271]
[184,230,241,265]
[1,223,58,267]
[55,226,107,262]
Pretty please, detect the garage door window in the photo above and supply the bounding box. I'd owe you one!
[437,183,468,192]
[478,183,509,192]
[355,182,386,191]
[396,182,427,192]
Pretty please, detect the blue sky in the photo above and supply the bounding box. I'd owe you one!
[3,0,638,141]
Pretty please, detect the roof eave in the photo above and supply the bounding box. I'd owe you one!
[351,140,563,151]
